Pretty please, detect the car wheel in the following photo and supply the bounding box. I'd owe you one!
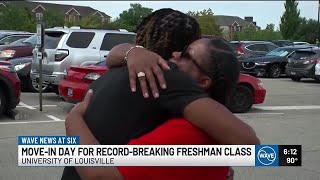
[268,64,281,78]
[290,77,301,82]
[30,78,50,93]
[0,87,7,116]
[228,85,253,113]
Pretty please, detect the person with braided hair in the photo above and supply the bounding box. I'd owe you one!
[63,8,258,180]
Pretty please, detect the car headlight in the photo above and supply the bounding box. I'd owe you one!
[0,50,16,58]
[83,73,101,81]
[14,62,31,71]
[255,62,269,65]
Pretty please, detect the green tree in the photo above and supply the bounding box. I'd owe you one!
[117,3,153,32]
[265,23,275,31]
[0,5,36,32]
[79,15,103,28]
[187,8,222,36]
[279,0,301,39]
[293,18,318,43]
[44,10,64,28]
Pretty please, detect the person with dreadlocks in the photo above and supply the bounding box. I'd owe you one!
[63,8,258,180]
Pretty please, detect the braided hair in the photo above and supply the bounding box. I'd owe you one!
[136,8,201,60]
[201,38,240,107]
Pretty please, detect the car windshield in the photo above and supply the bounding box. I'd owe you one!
[22,35,36,45]
[266,49,290,57]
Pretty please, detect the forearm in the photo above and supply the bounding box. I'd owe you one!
[183,98,260,145]
[106,43,135,68]
[65,115,123,180]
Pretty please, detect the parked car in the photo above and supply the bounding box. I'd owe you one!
[241,45,313,78]
[0,34,36,61]
[59,62,266,113]
[9,56,34,91]
[0,31,34,45]
[0,61,21,116]
[293,41,310,46]
[272,40,294,47]
[229,41,278,61]
[286,47,320,82]
[58,61,107,103]
[31,27,136,94]
[315,61,320,80]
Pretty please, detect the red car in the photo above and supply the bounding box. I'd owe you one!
[0,61,21,115]
[59,62,266,113]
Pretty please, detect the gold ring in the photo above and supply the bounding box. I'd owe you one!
[137,72,146,78]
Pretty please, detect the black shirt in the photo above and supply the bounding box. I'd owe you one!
[61,62,208,180]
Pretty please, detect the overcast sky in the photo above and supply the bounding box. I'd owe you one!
[37,1,318,29]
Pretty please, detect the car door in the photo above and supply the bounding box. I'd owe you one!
[99,33,136,62]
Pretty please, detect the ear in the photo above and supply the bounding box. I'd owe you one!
[172,52,182,60]
[198,76,212,90]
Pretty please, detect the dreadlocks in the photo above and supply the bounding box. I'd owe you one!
[136,8,201,60]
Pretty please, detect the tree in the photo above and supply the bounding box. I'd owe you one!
[293,18,318,43]
[187,8,222,36]
[116,3,153,32]
[279,0,301,39]
[79,15,103,28]
[44,10,64,28]
[0,5,36,32]
[265,23,275,32]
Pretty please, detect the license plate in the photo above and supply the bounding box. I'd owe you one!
[291,72,296,75]
[67,88,73,96]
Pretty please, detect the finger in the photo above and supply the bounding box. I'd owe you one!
[128,68,137,92]
[145,69,159,98]
[158,58,170,70]
[84,89,93,103]
[152,65,166,89]
[138,76,149,98]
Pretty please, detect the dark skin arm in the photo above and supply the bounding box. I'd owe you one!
[65,90,123,180]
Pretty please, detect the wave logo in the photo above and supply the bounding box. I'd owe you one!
[255,145,278,166]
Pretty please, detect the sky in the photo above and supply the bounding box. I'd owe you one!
[37,1,319,29]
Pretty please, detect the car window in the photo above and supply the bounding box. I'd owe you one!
[267,49,290,57]
[266,44,278,51]
[0,35,31,45]
[291,51,316,60]
[100,33,136,51]
[66,32,95,48]
[45,32,65,49]
[9,38,27,45]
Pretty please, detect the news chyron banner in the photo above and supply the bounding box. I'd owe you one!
[18,136,301,167]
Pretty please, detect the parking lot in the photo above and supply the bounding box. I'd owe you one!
[0,77,320,180]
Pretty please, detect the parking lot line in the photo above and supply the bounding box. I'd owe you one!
[256,105,320,111]
[18,102,36,110]
[46,115,64,121]
[16,105,57,108]
[0,120,63,125]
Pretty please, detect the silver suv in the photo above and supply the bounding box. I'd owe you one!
[30,27,136,92]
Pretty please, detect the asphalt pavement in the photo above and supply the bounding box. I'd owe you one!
[0,77,319,180]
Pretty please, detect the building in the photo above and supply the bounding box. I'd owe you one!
[214,15,259,40]
[0,1,111,24]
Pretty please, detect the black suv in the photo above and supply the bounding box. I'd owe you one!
[241,45,313,78]
[229,41,278,61]
[286,47,320,82]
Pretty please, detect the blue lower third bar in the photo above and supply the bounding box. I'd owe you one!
[255,145,279,166]
[18,136,80,145]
